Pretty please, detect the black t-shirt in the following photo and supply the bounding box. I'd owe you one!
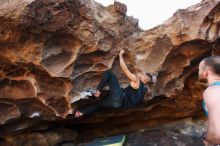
[121,81,148,108]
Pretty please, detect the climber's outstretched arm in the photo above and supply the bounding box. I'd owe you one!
[119,50,139,84]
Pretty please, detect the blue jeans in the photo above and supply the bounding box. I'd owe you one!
[80,70,123,115]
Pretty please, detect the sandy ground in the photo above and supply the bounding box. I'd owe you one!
[61,118,207,146]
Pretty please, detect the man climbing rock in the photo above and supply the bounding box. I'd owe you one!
[198,56,220,146]
[75,50,152,118]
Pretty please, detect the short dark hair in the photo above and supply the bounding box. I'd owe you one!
[203,56,220,76]
[145,72,153,83]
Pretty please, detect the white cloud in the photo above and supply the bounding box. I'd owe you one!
[95,0,202,29]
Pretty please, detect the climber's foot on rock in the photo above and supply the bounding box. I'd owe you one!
[75,111,83,118]
[86,88,101,98]
[94,90,101,98]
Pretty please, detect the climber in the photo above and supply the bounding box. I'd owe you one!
[198,56,220,146]
[75,50,152,118]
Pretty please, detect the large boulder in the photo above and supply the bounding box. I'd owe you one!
[0,0,220,143]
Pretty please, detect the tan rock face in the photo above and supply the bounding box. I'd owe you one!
[0,0,220,143]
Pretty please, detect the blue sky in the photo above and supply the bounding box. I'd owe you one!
[95,0,202,29]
